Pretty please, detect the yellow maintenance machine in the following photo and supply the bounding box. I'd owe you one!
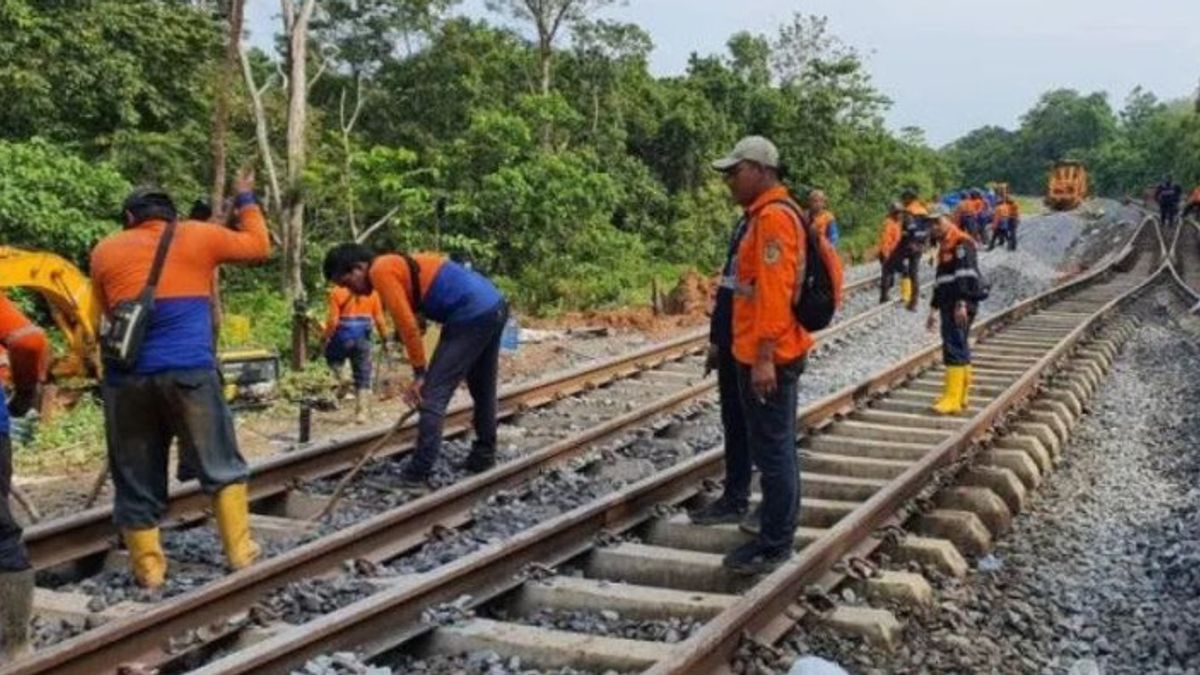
[1045,160,1088,211]
[0,246,277,402]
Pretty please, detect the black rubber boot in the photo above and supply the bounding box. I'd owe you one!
[0,568,34,664]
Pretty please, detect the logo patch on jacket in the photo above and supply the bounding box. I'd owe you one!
[764,240,782,265]
[956,245,967,259]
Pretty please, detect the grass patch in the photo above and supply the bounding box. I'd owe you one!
[13,394,106,473]
[1013,194,1045,216]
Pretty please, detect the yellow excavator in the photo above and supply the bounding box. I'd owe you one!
[0,246,277,401]
[0,246,101,378]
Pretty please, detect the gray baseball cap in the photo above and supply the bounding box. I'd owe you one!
[712,135,780,171]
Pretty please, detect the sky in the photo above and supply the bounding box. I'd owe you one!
[246,0,1200,147]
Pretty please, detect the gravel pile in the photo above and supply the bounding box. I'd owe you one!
[496,607,703,643]
[258,576,382,625]
[30,615,88,649]
[783,292,1200,674]
[293,651,393,675]
[388,651,614,675]
[388,465,622,575]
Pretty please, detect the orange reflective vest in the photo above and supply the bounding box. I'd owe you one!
[731,186,815,366]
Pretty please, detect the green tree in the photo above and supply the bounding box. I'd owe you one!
[0,139,129,264]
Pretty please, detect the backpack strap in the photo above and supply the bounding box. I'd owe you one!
[769,199,810,300]
[400,253,423,315]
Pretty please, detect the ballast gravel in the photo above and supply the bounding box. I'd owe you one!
[497,607,704,643]
[785,292,1200,674]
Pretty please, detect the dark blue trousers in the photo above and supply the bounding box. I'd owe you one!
[408,302,508,477]
[102,369,249,528]
[736,358,804,551]
[325,337,373,390]
[0,435,30,571]
[939,304,977,366]
[717,346,751,509]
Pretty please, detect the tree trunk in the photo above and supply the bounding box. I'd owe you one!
[283,0,315,303]
[539,40,552,95]
[209,0,245,211]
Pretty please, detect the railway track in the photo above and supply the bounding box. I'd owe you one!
[1171,217,1200,293]
[4,218,1166,675]
[24,275,887,573]
[8,271,903,670]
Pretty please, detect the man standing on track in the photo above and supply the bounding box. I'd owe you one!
[0,292,48,664]
[1155,176,1183,227]
[876,202,903,304]
[322,244,508,487]
[90,169,269,589]
[926,206,986,415]
[990,192,1020,251]
[700,136,813,575]
[323,285,390,424]
[896,190,929,312]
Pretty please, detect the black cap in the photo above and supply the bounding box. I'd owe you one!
[123,187,176,226]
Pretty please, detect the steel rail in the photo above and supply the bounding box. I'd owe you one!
[146,219,1165,675]
[23,326,708,569]
[6,271,907,675]
[649,219,1165,674]
[25,272,887,570]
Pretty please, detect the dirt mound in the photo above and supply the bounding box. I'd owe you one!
[662,269,716,316]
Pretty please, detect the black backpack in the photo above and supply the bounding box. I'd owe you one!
[773,200,844,331]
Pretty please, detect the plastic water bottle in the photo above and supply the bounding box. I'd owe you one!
[501,316,520,352]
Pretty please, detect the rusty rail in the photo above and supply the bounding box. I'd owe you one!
[7,269,901,675]
[151,219,1166,675]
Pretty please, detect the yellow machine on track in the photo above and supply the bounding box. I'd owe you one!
[1045,160,1088,211]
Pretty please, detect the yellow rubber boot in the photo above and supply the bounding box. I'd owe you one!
[122,528,167,589]
[932,366,966,415]
[961,365,972,408]
[213,484,261,570]
[900,278,912,304]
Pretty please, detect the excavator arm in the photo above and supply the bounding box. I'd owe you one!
[0,246,101,378]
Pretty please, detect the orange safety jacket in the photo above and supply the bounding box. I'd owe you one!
[1190,187,1200,205]
[731,186,815,366]
[0,291,49,434]
[323,287,388,343]
[90,198,270,374]
[369,253,504,372]
[992,200,1020,230]
[878,215,902,259]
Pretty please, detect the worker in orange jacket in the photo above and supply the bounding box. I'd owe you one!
[323,244,508,486]
[990,193,1020,251]
[700,136,813,575]
[1184,186,1200,220]
[954,190,986,242]
[895,191,930,311]
[876,203,903,303]
[0,292,47,664]
[808,189,840,247]
[323,286,389,423]
[90,170,269,589]
[926,207,986,414]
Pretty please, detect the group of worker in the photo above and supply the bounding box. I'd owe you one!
[0,164,511,662]
[686,136,986,574]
